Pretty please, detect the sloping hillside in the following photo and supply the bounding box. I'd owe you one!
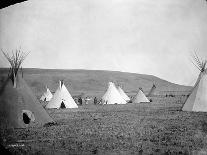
[0,68,192,97]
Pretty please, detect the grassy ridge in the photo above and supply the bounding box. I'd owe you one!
[0,68,191,98]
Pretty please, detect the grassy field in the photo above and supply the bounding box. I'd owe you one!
[1,95,207,155]
[0,69,201,154]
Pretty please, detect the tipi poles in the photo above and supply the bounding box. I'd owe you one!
[21,67,23,78]
[13,70,17,88]
[1,48,29,88]
[7,67,11,77]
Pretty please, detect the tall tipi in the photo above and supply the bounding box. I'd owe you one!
[147,84,156,97]
[46,80,78,109]
[102,82,127,104]
[182,54,207,112]
[133,88,150,103]
[117,86,130,101]
[40,86,53,101]
[0,49,54,129]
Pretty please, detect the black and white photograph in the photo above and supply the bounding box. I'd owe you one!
[0,0,207,154]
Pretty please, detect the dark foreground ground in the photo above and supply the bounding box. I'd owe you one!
[1,96,207,155]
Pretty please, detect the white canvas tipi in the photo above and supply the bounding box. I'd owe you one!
[46,81,78,109]
[133,88,150,103]
[40,86,53,101]
[102,82,127,104]
[117,86,130,101]
[182,54,207,112]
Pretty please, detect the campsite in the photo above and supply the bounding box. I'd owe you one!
[1,0,207,154]
[1,67,207,154]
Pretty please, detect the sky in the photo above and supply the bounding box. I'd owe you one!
[0,0,207,86]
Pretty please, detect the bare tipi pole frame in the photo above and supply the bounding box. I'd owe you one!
[1,48,29,88]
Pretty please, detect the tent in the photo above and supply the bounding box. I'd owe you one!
[102,82,127,104]
[117,86,130,101]
[132,88,150,103]
[147,84,156,97]
[40,86,53,101]
[46,80,78,109]
[182,54,207,112]
[0,49,54,129]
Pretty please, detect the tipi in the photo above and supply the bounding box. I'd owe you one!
[147,84,156,97]
[46,80,78,109]
[40,86,53,101]
[102,82,127,104]
[182,54,207,112]
[0,49,54,129]
[133,88,150,103]
[117,86,130,101]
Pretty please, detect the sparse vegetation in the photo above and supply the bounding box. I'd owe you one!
[0,69,199,154]
[0,101,207,154]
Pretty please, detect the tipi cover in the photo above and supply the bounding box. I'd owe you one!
[182,54,207,112]
[46,81,78,109]
[117,86,130,101]
[133,88,150,103]
[147,84,156,97]
[182,70,207,112]
[40,86,53,101]
[0,75,54,129]
[102,82,127,104]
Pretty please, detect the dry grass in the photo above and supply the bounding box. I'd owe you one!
[0,69,197,154]
[1,97,207,155]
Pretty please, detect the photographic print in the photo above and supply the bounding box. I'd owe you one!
[0,0,207,154]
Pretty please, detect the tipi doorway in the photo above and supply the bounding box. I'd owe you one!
[22,110,35,124]
[23,113,30,124]
[60,101,66,109]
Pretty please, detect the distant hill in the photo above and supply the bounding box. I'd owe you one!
[0,68,192,97]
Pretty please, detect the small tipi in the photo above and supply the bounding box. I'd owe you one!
[40,86,53,101]
[133,88,150,103]
[147,84,156,97]
[0,49,54,129]
[102,82,127,104]
[46,80,78,109]
[182,54,207,112]
[117,86,130,101]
